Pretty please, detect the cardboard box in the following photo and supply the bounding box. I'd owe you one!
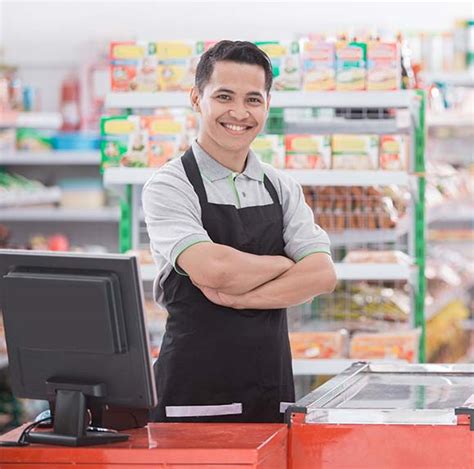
[301,40,336,91]
[336,41,367,90]
[332,134,379,170]
[367,41,401,90]
[251,134,285,168]
[255,41,301,90]
[285,135,331,169]
[379,135,407,170]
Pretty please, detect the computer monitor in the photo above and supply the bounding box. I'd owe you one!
[0,249,157,447]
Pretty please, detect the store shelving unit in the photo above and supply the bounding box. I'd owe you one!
[0,206,119,222]
[0,112,63,129]
[103,89,427,371]
[0,151,101,166]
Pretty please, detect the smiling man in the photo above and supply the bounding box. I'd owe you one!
[143,40,336,423]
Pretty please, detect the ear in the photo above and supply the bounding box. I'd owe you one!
[190,86,201,112]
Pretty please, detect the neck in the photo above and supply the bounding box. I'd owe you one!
[196,135,248,173]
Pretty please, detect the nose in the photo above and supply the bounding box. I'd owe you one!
[228,104,250,121]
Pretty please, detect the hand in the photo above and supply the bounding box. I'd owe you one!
[195,284,242,309]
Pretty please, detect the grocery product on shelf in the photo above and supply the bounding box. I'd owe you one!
[349,328,420,362]
[16,128,54,151]
[379,135,407,170]
[335,40,367,91]
[255,41,301,90]
[367,40,401,91]
[300,40,336,91]
[289,331,348,359]
[285,134,331,169]
[331,134,379,170]
[343,250,412,265]
[156,41,200,92]
[58,178,105,209]
[250,134,285,168]
[110,41,159,92]
[0,171,61,207]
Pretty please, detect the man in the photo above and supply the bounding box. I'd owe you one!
[143,40,336,423]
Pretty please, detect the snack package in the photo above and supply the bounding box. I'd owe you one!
[250,134,285,168]
[332,134,379,170]
[143,111,187,168]
[301,40,336,91]
[255,41,301,90]
[336,41,367,90]
[367,41,401,90]
[285,135,331,169]
[379,135,407,170]
[110,41,158,92]
[100,115,147,171]
[350,329,421,362]
[16,128,54,151]
[289,331,347,359]
[156,41,198,91]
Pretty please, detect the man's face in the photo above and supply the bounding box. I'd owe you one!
[191,60,270,154]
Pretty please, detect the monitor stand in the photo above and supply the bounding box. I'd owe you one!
[26,380,129,447]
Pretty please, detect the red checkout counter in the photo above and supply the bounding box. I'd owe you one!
[1,363,473,469]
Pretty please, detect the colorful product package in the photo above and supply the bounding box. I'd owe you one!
[110,41,158,92]
[285,135,331,169]
[301,40,336,91]
[251,134,285,168]
[143,111,187,168]
[289,331,348,359]
[255,41,301,90]
[156,41,199,91]
[367,41,401,90]
[331,134,379,170]
[379,135,407,170]
[100,115,147,171]
[336,41,367,90]
[16,128,54,151]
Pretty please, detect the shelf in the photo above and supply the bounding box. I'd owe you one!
[0,112,63,129]
[0,206,120,222]
[0,187,62,208]
[422,71,474,87]
[427,112,474,128]
[105,91,190,108]
[286,118,411,135]
[427,200,474,224]
[292,358,407,375]
[104,167,411,187]
[105,90,418,110]
[334,263,413,281]
[0,151,101,165]
[140,262,413,283]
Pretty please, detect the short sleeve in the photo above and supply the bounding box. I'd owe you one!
[277,172,331,262]
[142,160,212,273]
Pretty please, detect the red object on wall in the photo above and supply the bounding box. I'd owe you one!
[0,423,288,469]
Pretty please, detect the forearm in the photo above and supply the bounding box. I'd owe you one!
[190,243,294,295]
[232,254,337,309]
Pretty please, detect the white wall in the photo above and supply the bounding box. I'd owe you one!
[2,0,473,109]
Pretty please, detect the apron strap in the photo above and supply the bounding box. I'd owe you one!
[263,174,280,205]
[181,147,209,204]
[182,146,281,207]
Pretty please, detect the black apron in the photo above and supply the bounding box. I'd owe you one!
[149,148,294,423]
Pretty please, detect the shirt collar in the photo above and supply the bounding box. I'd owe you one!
[191,140,264,182]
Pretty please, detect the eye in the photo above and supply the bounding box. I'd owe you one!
[216,94,231,101]
[248,97,263,104]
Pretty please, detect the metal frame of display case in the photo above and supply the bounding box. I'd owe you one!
[103,89,427,368]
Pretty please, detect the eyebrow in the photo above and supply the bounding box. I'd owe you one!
[213,88,265,99]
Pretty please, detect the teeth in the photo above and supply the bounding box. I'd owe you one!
[223,124,248,132]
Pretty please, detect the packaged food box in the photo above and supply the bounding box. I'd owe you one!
[285,134,331,169]
[16,128,54,151]
[255,41,301,90]
[156,41,199,91]
[301,40,336,91]
[251,134,285,168]
[332,134,379,170]
[289,331,348,359]
[336,41,367,90]
[367,41,401,90]
[379,135,407,170]
[350,329,421,362]
[143,112,187,168]
[100,115,147,171]
[110,41,158,92]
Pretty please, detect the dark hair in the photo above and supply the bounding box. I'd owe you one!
[195,40,273,94]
